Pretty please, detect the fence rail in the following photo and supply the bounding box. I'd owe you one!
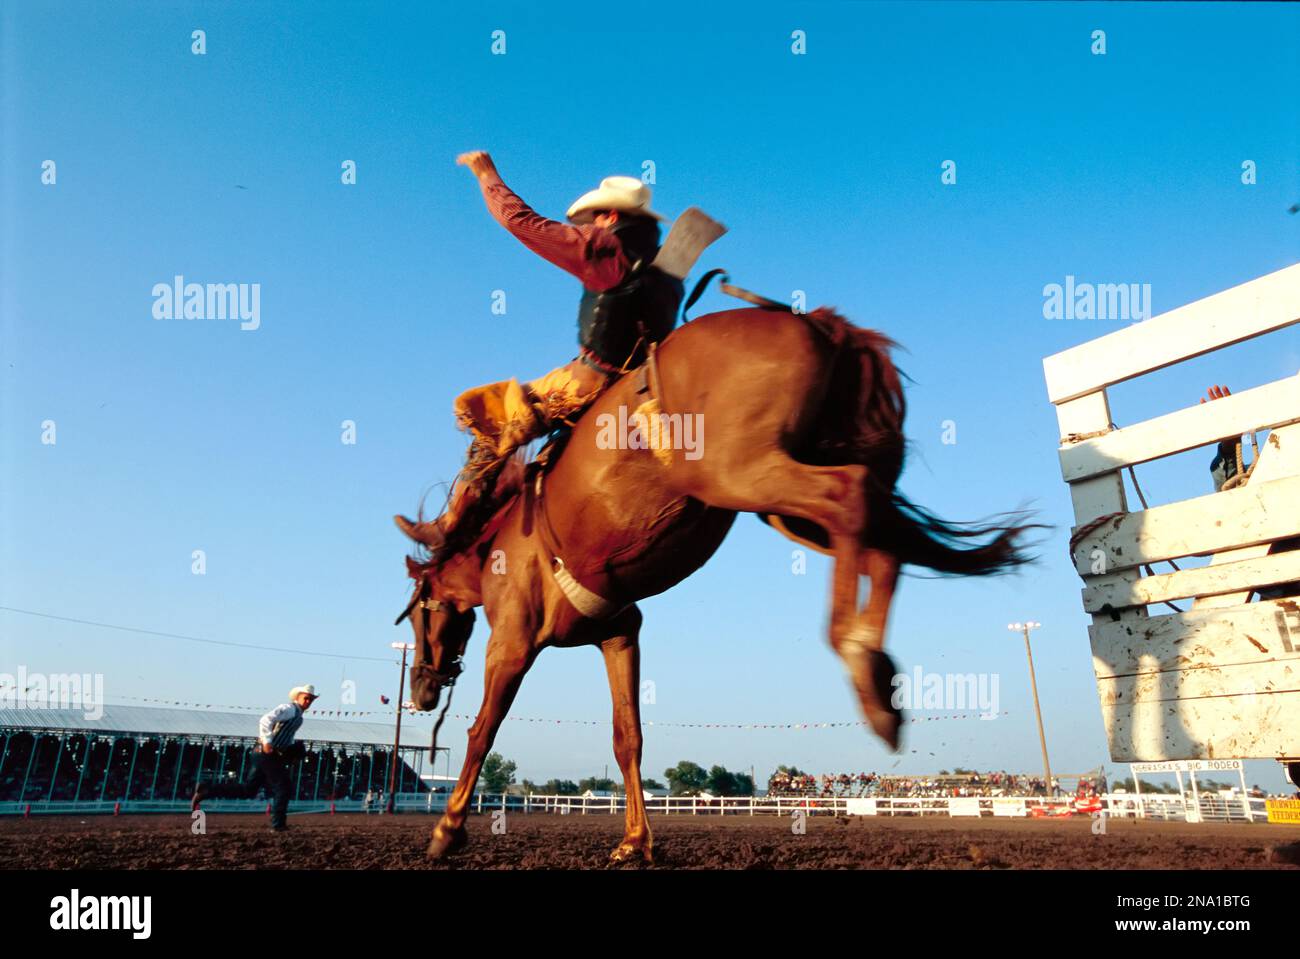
[1042,261,1300,761]
[0,792,1271,822]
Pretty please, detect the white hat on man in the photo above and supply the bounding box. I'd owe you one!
[567,175,666,224]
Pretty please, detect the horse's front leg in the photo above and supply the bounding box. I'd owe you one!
[599,607,652,864]
[428,630,535,860]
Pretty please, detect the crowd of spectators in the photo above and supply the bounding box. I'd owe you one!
[766,769,1101,799]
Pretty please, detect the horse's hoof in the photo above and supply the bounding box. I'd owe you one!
[866,705,902,752]
[864,650,903,751]
[427,823,468,860]
[609,841,653,864]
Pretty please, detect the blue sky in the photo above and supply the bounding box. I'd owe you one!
[3,1,1298,791]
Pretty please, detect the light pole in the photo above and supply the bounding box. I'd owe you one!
[386,641,414,814]
[1008,621,1054,799]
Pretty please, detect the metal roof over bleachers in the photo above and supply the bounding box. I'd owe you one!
[0,703,434,748]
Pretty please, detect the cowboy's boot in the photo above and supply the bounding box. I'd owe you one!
[494,405,545,459]
[393,429,508,551]
[395,380,547,554]
[393,438,494,548]
[438,415,538,550]
[393,513,448,548]
[394,475,481,549]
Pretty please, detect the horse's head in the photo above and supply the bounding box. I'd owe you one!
[395,556,476,711]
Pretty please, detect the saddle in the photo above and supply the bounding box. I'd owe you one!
[432,274,785,572]
[460,275,782,560]
[457,414,581,562]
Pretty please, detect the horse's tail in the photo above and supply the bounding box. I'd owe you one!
[878,493,1038,576]
[804,306,1040,576]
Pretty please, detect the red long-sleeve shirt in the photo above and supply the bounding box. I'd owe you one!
[476,171,633,293]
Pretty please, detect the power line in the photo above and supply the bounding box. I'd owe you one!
[0,606,394,663]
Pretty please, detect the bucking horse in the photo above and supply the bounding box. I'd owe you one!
[395,303,1035,862]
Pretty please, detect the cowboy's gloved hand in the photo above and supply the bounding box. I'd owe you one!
[1202,385,1236,455]
[1200,384,1231,403]
[456,151,498,180]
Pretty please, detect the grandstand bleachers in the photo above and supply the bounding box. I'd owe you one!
[0,704,429,804]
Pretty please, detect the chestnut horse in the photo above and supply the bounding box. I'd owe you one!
[396,305,1034,862]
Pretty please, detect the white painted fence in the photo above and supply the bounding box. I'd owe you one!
[0,792,1270,822]
[1043,262,1300,761]
[525,792,1269,821]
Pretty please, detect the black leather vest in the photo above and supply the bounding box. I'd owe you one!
[576,221,683,369]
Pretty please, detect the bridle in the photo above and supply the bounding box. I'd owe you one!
[410,595,467,686]
[397,591,469,689]
[396,580,474,764]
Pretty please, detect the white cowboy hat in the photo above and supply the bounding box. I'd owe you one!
[566,175,666,224]
[289,684,319,700]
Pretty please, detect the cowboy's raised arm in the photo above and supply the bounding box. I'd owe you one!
[456,151,627,292]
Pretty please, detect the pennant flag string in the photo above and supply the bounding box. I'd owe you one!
[100,694,1008,729]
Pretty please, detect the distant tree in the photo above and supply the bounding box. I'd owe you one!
[642,779,666,790]
[578,776,618,793]
[728,769,755,796]
[706,765,755,797]
[479,752,517,793]
[543,779,580,796]
[774,764,807,778]
[665,761,709,796]
[707,765,735,796]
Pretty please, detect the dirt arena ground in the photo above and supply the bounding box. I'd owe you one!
[4,811,1300,869]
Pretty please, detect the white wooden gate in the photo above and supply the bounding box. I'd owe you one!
[1043,262,1300,761]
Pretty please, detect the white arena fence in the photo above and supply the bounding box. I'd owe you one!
[1042,262,1300,761]
[0,791,1270,822]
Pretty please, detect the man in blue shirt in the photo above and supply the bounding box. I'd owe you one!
[1203,385,1299,600]
[191,684,319,832]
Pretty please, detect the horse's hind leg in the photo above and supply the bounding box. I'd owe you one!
[685,453,902,749]
[836,546,903,749]
[685,451,867,636]
[857,547,901,653]
[685,451,866,551]
[685,453,898,730]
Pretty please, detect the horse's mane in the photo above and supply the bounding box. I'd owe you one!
[800,307,907,490]
[408,452,530,578]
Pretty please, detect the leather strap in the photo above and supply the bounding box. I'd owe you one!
[682,268,728,321]
[534,470,626,620]
[683,268,794,319]
[552,557,626,620]
[720,282,793,312]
